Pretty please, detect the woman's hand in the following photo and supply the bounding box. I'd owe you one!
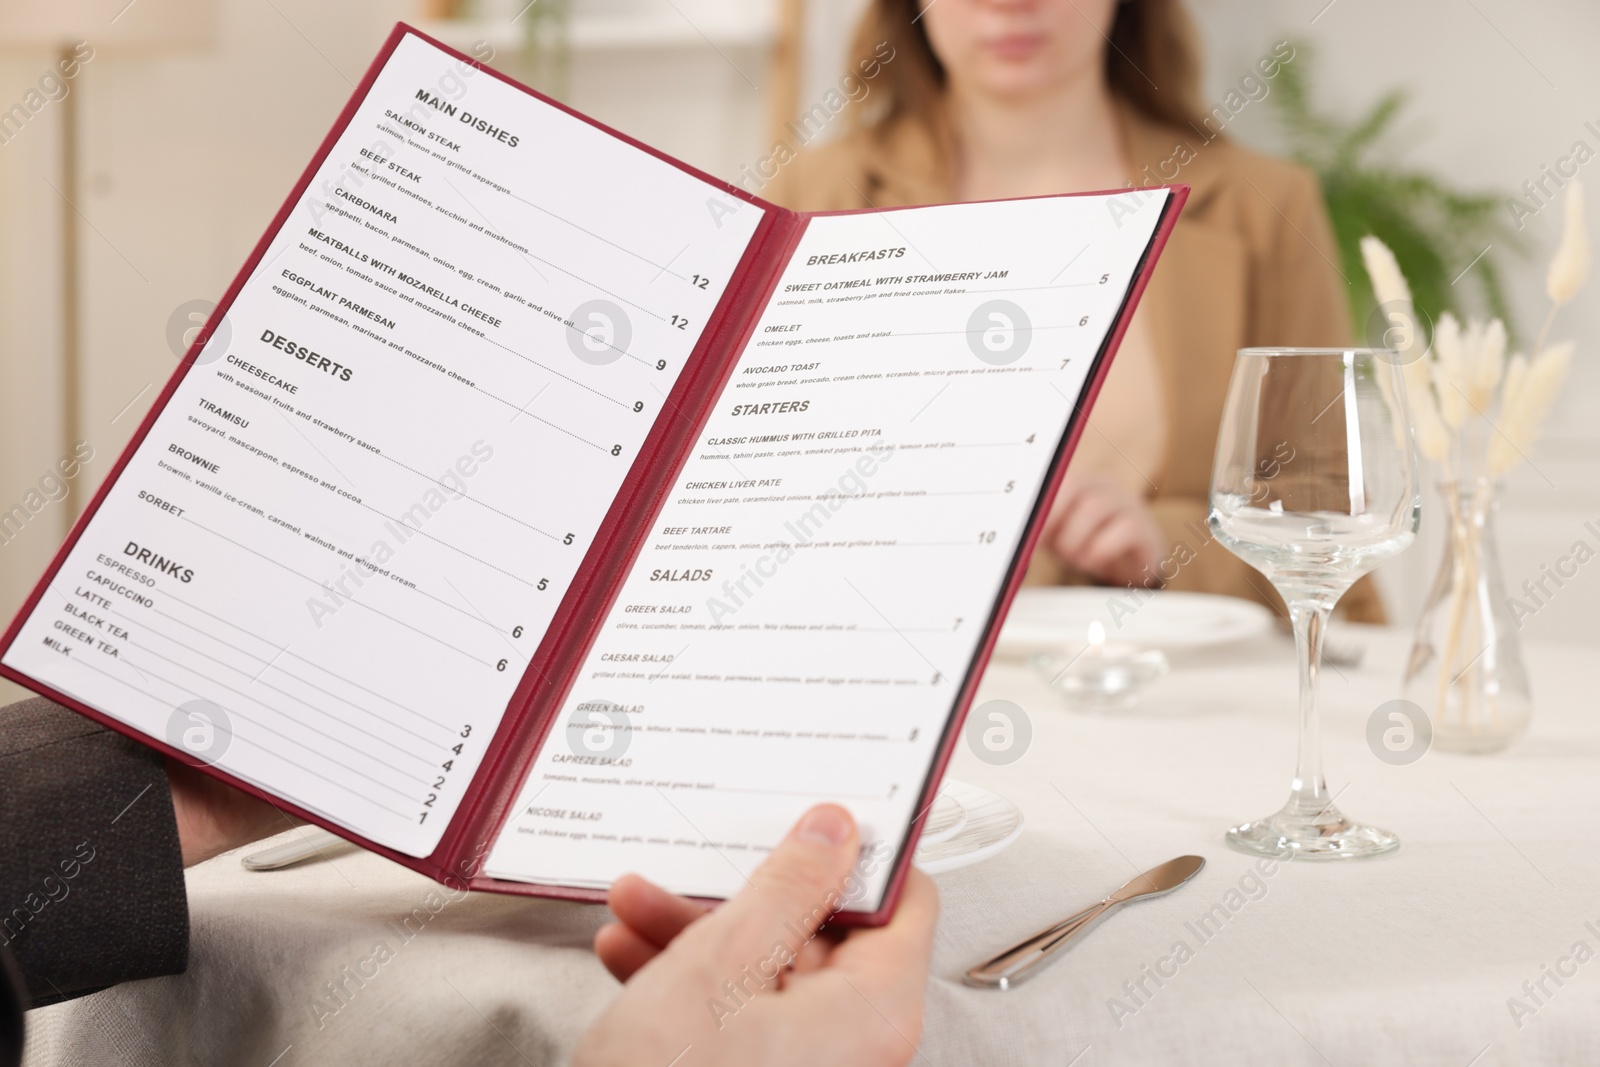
[165,758,294,867]
[576,804,938,1067]
[1042,472,1164,588]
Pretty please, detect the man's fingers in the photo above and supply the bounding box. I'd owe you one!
[829,868,939,986]
[684,804,861,973]
[789,929,835,974]
[166,757,297,867]
[607,873,709,949]
[794,870,939,1063]
[594,921,662,983]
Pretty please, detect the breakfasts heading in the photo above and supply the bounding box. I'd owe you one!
[805,246,905,266]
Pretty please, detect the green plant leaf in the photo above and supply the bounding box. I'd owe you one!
[1268,39,1525,343]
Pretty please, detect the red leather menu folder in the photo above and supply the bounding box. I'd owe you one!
[0,23,1185,925]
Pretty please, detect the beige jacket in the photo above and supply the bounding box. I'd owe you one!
[762,102,1383,623]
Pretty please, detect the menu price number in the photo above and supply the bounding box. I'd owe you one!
[419,726,473,823]
[493,623,530,672]
[420,774,446,814]
[691,274,711,290]
[669,315,690,331]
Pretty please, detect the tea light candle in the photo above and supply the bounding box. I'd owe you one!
[1030,620,1169,712]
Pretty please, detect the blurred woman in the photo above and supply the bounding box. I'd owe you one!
[765,0,1382,620]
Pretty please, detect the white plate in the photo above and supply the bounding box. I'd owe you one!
[917,790,968,847]
[995,588,1273,659]
[914,779,1023,875]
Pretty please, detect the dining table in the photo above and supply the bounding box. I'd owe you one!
[18,615,1600,1066]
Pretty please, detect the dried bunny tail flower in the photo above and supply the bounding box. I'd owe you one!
[1432,312,1470,429]
[1360,236,1423,362]
[1498,352,1528,413]
[1488,342,1573,476]
[1360,235,1449,458]
[1361,235,1412,303]
[1495,353,1529,445]
[1402,355,1452,461]
[1468,317,1507,410]
[1547,183,1590,306]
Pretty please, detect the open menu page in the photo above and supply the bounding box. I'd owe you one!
[486,190,1172,908]
[0,32,761,857]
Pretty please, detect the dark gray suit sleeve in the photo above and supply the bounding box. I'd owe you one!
[1,946,20,1067]
[0,696,189,1014]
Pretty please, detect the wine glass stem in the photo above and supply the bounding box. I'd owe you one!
[1288,599,1333,816]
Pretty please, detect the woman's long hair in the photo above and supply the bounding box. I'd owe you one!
[846,0,1208,140]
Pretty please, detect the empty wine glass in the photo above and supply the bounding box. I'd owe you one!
[1210,348,1420,859]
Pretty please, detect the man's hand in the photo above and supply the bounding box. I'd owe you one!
[1043,472,1163,588]
[165,758,294,867]
[575,804,938,1067]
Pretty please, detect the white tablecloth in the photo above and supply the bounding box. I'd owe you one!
[22,625,1600,1066]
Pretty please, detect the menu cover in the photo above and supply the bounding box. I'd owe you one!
[0,23,1185,924]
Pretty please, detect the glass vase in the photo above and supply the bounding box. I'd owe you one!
[1402,478,1532,753]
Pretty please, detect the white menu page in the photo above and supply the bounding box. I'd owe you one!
[0,32,761,857]
[486,191,1171,908]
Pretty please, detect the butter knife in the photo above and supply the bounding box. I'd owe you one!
[241,828,350,871]
[964,855,1205,990]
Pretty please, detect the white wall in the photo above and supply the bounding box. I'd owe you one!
[0,0,773,704]
[0,58,68,647]
[0,1,427,704]
[1184,0,1600,643]
[1,0,1593,709]
[792,0,1600,644]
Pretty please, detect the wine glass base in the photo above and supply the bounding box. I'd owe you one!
[1226,801,1400,861]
